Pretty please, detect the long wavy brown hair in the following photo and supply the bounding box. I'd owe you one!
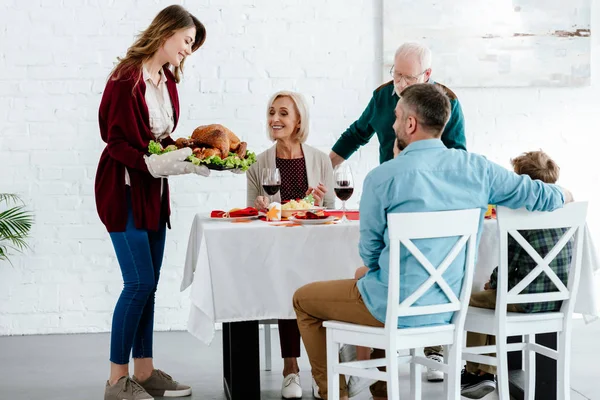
[110,5,206,84]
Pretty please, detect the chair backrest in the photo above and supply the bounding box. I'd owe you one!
[495,202,588,318]
[385,209,481,334]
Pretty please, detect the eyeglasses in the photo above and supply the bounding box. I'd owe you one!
[389,66,427,84]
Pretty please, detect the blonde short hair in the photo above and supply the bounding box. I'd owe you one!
[266,91,310,143]
[511,150,560,184]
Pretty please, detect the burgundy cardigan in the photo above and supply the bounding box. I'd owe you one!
[95,67,179,232]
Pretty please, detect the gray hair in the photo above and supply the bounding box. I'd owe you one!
[394,42,432,71]
[266,91,310,143]
[399,83,450,135]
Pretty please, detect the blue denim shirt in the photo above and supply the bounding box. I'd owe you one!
[357,139,565,327]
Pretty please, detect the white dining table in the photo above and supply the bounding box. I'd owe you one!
[180,215,364,399]
[180,214,600,400]
[181,215,362,345]
[181,217,600,344]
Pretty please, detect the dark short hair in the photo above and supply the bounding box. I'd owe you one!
[511,150,560,184]
[399,84,451,135]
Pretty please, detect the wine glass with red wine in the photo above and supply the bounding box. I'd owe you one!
[334,164,354,223]
[262,167,281,205]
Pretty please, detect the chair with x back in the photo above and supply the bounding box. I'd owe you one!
[462,202,588,400]
[324,208,481,399]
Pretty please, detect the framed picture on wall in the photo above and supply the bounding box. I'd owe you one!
[383,0,591,87]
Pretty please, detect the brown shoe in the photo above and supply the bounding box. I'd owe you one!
[104,376,153,400]
[133,369,192,398]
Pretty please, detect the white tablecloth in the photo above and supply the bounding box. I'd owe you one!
[181,217,600,344]
[181,215,362,344]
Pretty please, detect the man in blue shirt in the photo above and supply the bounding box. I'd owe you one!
[293,83,572,400]
[331,43,467,383]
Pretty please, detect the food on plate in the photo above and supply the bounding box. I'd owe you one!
[192,147,220,159]
[190,124,248,159]
[281,194,316,210]
[282,199,312,210]
[294,210,329,220]
[485,205,496,219]
[148,123,256,171]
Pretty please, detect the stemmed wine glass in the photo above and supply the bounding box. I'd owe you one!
[262,167,281,205]
[334,164,354,223]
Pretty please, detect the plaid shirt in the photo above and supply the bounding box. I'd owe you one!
[489,228,573,313]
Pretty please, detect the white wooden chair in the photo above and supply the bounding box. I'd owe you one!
[323,209,481,400]
[462,202,588,400]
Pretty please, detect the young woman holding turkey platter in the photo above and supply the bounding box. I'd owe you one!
[94,5,242,399]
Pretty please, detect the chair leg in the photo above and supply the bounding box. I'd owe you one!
[446,343,461,400]
[496,334,510,400]
[524,334,536,400]
[387,347,400,400]
[326,331,340,400]
[410,348,422,400]
[264,323,272,371]
[443,345,449,398]
[557,330,571,400]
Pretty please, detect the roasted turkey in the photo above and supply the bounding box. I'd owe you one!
[178,124,247,159]
[174,124,247,160]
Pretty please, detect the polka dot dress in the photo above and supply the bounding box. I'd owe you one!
[276,157,309,202]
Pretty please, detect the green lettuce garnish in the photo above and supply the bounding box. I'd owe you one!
[149,140,257,171]
[302,193,315,205]
[187,155,201,165]
[190,151,257,171]
[148,141,177,155]
[148,140,163,155]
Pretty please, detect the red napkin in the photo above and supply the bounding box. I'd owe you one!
[211,207,258,218]
[325,210,360,220]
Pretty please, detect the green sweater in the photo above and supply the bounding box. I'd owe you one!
[332,80,467,164]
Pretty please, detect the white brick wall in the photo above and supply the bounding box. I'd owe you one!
[0,0,598,335]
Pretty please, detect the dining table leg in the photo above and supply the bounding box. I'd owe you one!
[222,320,261,400]
[508,333,557,400]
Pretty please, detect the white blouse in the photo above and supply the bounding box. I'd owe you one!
[125,66,174,186]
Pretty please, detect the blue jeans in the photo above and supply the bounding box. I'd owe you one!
[109,191,166,364]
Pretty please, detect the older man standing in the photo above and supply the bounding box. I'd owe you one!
[330,42,466,168]
[331,42,465,384]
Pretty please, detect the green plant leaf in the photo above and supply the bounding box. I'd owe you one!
[0,206,33,239]
[3,236,28,251]
[0,193,23,205]
[0,193,33,263]
[0,244,16,266]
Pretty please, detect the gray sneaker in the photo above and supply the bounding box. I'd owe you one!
[133,369,192,398]
[104,376,153,400]
[339,345,377,398]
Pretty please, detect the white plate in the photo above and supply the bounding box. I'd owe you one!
[209,215,259,222]
[288,216,336,225]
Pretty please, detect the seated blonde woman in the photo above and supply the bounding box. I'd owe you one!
[246,90,335,399]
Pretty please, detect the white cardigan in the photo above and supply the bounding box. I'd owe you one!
[246,143,335,208]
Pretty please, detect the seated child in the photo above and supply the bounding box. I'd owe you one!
[461,150,573,399]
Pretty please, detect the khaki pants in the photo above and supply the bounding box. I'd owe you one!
[466,290,524,375]
[293,279,387,399]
